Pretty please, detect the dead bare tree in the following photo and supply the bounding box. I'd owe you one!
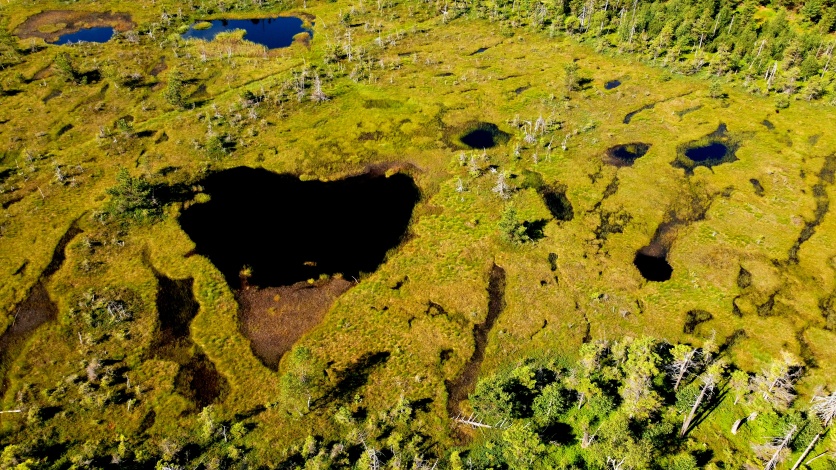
[787,391,836,469]
[492,171,510,200]
[666,344,700,391]
[789,433,820,470]
[360,437,380,470]
[731,411,758,435]
[453,414,508,430]
[751,351,802,409]
[811,391,836,427]
[606,456,625,470]
[310,73,329,104]
[753,425,796,470]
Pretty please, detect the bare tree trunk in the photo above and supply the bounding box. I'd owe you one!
[790,434,820,470]
[732,412,758,435]
[765,426,796,470]
[673,350,696,391]
[803,452,831,467]
[681,382,710,436]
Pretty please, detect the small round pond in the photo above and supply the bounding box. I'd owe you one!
[604,142,651,167]
[633,252,672,282]
[54,26,114,44]
[457,122,510,149]
[685,142,728,162]
[672,124,739,174]
[604,80,621,90]
[182,17,313,49]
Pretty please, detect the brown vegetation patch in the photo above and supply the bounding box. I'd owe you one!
[446,264,506,418]
[0,282,58,368]
[238,278,353,370]
[14,10,134,42]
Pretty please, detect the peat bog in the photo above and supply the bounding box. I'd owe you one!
[14,10,134,43]
[178,167,419,288]
[238,278,352,369]
[623,103,655,124]
[540,185,574,221]
[182,17,313,49]
[603,142,651,167]
[178,167,419,366]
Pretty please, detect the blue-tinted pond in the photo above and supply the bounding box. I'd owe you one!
[182,17,313,49]
[605,80,621,90]
[672,124,740,174]
[54,27,114,45]
[685,142,728,162]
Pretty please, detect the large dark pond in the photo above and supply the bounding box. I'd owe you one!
[182,17,313,49]
[178,167,419,289]
[54,27,114,44]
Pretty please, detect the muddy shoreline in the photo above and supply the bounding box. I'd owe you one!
[15,10,134,42]
[238,278,352,369]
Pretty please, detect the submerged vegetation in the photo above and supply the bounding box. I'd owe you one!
[1,0,836,467]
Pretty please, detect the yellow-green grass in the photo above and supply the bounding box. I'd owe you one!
[1,0,836,462]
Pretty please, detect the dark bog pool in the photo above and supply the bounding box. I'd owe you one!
[605,80,621,90]
[458,122,510,149]
[633,252,672,282]
[54,27,114,44]
[540,186,574,221]
[672,124,739,173]
[182,17,313,49]
[178,167,419,289]
[604,142,651,167]
[685,142,728,162]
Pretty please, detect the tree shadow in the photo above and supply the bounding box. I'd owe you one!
[522,219,549,241]
[686,389,729,436]
[319,351,391,404]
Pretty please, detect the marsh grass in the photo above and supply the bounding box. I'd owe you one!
[1,0,836,464]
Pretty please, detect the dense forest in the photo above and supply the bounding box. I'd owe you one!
[444,0,836,106]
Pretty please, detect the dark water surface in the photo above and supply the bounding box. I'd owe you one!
[673,124,740,173]
[605,80,621,89]
[458,122,510,149]
[178,167,419,289]
[685,142,728,162]
[183,17,313,48]
[604,143,651,167]
[633,252,673,282]
[54,27,114,44]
